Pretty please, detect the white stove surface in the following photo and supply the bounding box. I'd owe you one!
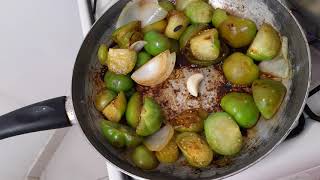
[77,0,320,179]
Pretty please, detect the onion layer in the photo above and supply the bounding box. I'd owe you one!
[144,124,174,151]
[130,41,147,52]
[131,50,176,86]
[116,0,168,28]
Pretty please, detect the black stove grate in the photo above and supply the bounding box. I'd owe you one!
[286,114,306,140]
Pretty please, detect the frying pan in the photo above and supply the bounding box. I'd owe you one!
[0,0,311,179]
[289,0,320,38]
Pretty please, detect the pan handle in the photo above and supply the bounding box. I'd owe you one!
[304,85,320,122]
[0,96,72,140]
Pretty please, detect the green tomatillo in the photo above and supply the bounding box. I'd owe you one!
[204,112,243,156]
[223,52,259,85]
[131,145,159,170]
[252,79,286,119]
[221,92,260,128]
[176,132,213,168]
[218,16,257,48]
[144,31,171,56]
[102,91,127,123]
[179,23,208,48]
[184,1,213,24]
[100,120,142,148]
[104,71,134,92]
[112,21,143,48]
[135,51,152,70]
[247,23,281,61]
[94,89,117,112]
[136,97,163,136]
[126,92,142,128]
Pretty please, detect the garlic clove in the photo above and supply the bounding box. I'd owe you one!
[187,73,204,97]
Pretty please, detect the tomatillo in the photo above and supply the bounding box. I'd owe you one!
[131,145,159,170]
[144,31,171,56]
[221,92,260,128]
[100,120,142,148]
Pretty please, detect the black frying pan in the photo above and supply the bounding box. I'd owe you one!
[0,0,313,179]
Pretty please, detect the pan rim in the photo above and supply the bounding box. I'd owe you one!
[72,0,312,179]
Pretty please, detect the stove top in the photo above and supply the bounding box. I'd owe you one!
[86,0,320,139]
[81,0,320,179]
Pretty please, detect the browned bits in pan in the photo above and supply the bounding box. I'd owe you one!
[136,65,227,120]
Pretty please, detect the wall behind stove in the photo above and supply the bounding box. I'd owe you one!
[0,0,83,179]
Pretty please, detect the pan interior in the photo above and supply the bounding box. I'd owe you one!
[72,0,310,179]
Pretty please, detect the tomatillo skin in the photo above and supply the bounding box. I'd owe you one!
[247,23,281,61]
[204,112,243,156]
[165,11,190,40]
[102,91,127,123]
[136,97,163,136]
[135,51,152,70]
[131,145,159,170]
[221,92,260,128]
[171,108,208,132]
[142,20,167,33]
[212,8,228,28]
[94,89,117,111]
[222,52,259,85]
[100,120,142,148]
[104,71,134,92]
[176,132,213,168]
[155,139,179,163]
[179,24,208,48]
[159,0,175,12]
[126,92,142,128]
[144,31,171,56]
[184,1,213,24]
[252,79,287,119]
[112,21,142,48]
[189,29,220,62]
[97,44,108,65]
[218,16,257,48]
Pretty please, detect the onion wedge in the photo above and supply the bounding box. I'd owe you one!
[144,124,174,151]
[259,36,289,79]
[129,41,147,52]
[131,50,176,86]
[116,0,168,28]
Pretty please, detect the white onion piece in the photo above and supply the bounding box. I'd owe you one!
[131,50,176,86]
[129,41,147,52]
[156,52,176,84]
[281,36,288,60]
[144,124,174,151]
[116,0,168,28]
[259,36,289,78]
[116,0,141,28]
